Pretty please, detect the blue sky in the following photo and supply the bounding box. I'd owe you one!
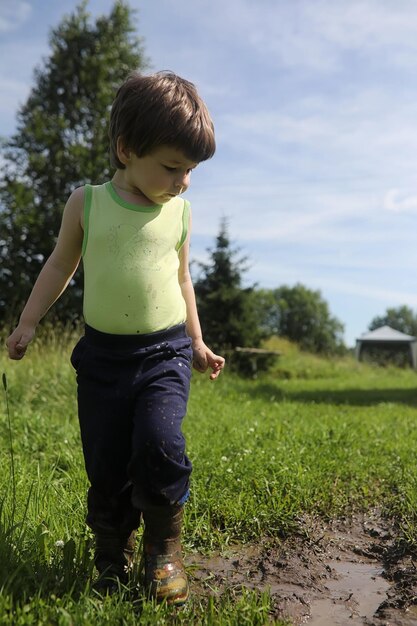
[2,0,417,347]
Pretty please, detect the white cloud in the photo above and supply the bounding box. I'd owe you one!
[0,76,30,112]
[308,277,417,309]
[221,89,417,159]
[383,189,417,213]
[148,0,417,78]
[303,1,417,49]
[226,0,417,72]
[0,1,31,33]
[0,39,46,135]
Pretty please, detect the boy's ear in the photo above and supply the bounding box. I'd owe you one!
[116,137,132,165]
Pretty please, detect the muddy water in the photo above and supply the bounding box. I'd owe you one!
[308,560,389,625]
[189,512,417,625]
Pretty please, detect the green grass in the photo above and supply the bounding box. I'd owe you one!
[1,331,417,623]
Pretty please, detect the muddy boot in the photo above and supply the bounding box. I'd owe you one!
[93,529,137,594]
[142,504,189,605]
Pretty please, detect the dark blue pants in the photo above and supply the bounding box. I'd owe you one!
[70,323,193,535]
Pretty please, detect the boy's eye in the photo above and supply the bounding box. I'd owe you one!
[163,165,195,174]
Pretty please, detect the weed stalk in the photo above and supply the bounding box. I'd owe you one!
[2,373,16,522]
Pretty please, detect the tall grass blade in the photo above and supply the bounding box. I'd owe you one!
[2,372,16,522]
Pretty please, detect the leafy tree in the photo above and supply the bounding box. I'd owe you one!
[252,289,280,337]
[0,1,148,323]
[368,305,417,337]
[255,283,345,354]
[193,219,263,356]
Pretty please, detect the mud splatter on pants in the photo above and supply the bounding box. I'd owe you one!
[70,323,192,535]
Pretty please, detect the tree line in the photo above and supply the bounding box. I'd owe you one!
[0,2,413,368]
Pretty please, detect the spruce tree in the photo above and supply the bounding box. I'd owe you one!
[193,219,262,354]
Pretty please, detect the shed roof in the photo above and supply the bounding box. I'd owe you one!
[357,325,416,342]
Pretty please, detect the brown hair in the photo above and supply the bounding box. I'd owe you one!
[109,71,216,169]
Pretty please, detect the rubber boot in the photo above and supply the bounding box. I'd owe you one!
[142,504,189,605]
[93,529,137,594]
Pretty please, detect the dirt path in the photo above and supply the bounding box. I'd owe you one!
[188,510,417,625]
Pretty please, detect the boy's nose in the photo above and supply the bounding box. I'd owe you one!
[175,173,189,191]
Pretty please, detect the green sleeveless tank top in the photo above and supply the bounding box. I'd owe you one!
[82,182,190,334]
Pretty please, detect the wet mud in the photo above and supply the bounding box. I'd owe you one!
[188,510,417,625]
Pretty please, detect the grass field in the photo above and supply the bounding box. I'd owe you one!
[1,331,417,624]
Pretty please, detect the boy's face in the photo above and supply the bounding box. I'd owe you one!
[120,144,198,205]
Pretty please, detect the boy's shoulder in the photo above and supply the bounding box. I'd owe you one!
[69,185,86,201]
[64,185,87,225]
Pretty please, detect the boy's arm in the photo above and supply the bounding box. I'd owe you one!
[178,212,225,380]
[6,187,85,360]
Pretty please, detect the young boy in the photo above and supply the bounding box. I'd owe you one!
[6,71,225,604]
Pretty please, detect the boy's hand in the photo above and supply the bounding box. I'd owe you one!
[192,339,225,380]
[6,325,36,360]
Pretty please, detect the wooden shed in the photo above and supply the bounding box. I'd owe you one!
[355,325,417,368]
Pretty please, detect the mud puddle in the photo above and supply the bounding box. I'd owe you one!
[308,562,389,625]
[188,510,417,625]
